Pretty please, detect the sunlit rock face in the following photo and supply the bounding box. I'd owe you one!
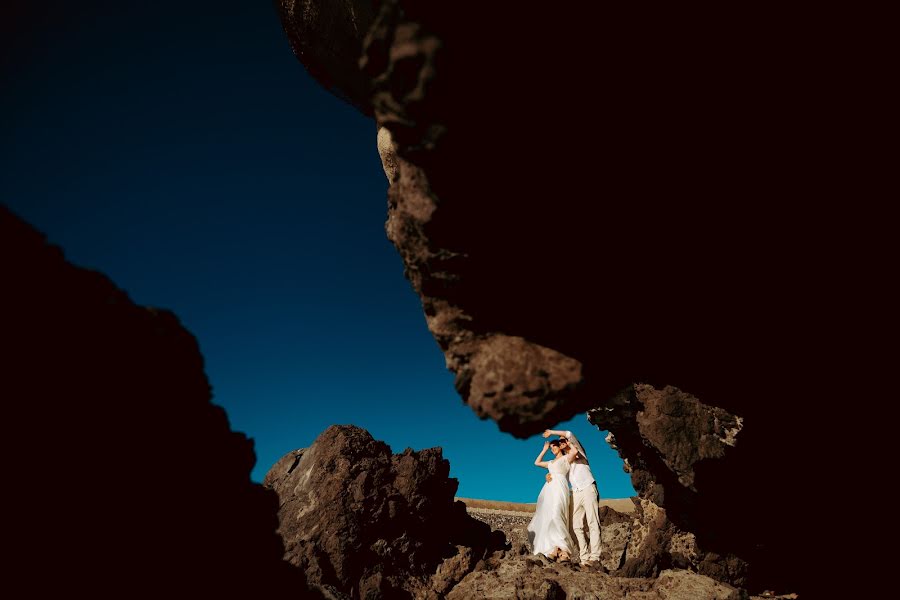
[280,2,815,593]
[1,207,304,596]
[588,384,744,510]
[264,425,506,599]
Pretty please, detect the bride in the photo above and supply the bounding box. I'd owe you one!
[527,439,578,561]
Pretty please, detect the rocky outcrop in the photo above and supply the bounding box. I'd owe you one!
[359,21,812,592]
[264,425,506,599]
[0,206,305,595]
[278,3,817,594]
[591,387,753,587]
[591,385,743,502]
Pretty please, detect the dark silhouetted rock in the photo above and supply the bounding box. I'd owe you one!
[275,0,376,115]
[1,206,309,596]
[264,425,506,598]
[279,2,823,593]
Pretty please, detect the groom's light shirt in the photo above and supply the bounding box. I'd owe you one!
[564,431,596,492]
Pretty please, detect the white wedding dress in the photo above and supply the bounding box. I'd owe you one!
[527,457,575,556]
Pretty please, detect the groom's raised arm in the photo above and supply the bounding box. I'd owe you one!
[542,429,566,439]
[564,431,588,462]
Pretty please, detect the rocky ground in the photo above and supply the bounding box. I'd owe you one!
[448,560,745,600]
[464,507,532,553]
[262,425,802,599]
[461,501,796,600]
[464,499,679,575]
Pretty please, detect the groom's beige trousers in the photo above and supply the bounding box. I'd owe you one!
[572,483,601,562]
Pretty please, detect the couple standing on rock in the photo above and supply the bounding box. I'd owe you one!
[527,429,603,568]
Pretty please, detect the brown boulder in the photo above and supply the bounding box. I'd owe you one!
[264,425,506,598]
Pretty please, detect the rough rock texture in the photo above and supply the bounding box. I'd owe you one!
[279,2,815,593]
[592,387,751,586]
[465,499,707,579]
[621,499,692,579]
[598,506,633,572]
[448,560,745,600]
[1,206,307,595]
[264,425,507,599]
[592,385,742,500]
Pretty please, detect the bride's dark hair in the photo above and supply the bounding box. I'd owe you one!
[549,440,562,451]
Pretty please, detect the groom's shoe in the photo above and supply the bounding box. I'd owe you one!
[583,560,608,573]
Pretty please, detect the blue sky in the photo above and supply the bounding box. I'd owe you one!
[3,1,635,503]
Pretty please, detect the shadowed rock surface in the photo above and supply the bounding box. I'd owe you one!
[275,0,376,115]
[278,1,814,593]
[1,206,308,596]
[589,385,756,583]
[264,425,506,599]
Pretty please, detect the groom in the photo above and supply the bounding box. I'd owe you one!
[543,428,601,566]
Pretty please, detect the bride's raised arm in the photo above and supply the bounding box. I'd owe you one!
[534,441,552,468]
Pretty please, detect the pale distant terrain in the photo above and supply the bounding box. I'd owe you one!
[456,497,635,514]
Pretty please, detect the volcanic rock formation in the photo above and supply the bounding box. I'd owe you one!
[588,385,751,579]
[1,206,306,596]
[264,425,507,599]
[264,425,755,599]
[448,560,745,600]
[279,1,813,593]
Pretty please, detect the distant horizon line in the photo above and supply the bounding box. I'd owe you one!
[456,496,636,513]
